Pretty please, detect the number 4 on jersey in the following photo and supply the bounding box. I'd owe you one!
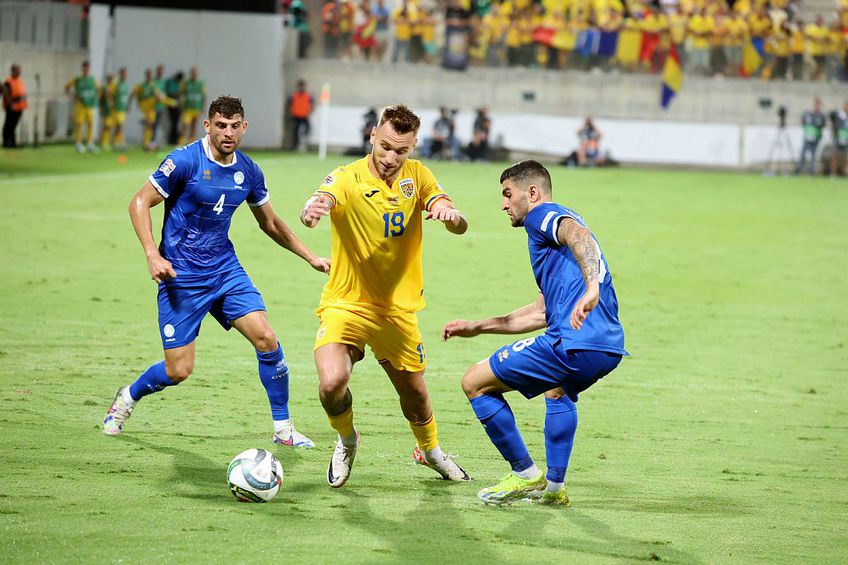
[213,194,225,215]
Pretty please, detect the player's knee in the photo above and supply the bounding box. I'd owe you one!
[318,367,350,398]
[253,329,278,352]
[461,366,482,399]
[166,361,193,383]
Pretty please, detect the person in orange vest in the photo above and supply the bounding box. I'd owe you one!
[287,79,314,151]
[2,64,28,148]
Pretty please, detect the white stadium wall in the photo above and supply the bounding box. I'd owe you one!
[99,6,285,148]
[307,105,805,168]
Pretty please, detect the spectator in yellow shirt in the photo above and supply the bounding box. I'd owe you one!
[769,22,791,79]
[790,20,806,79]
[825,22,845,82]
[667,5,689,62]
[391,0,414,62]
[420,8,438,64]
[724,12,748,76]
[482,4,507,66]
[687,9,714,75]
[805,15,828,80]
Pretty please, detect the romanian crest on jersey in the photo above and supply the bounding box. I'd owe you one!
[233,171,244,186]
[399,178,415,199]
[159,158,176,177]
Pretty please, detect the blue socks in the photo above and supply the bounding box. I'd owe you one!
[469,394,534,473]
[257,344,289,421]
[544,396,578,483]
[129,361,175,401]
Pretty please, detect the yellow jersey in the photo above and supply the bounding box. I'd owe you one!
[315,157,450,315]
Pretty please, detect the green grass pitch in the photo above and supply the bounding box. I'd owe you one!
[1,146,846,563]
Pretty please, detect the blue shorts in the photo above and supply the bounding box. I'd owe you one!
[157,266,266,349]
[488,333,622,401]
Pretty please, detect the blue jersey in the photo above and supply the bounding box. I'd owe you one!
[148,137,269,274]
[524,202,626,355]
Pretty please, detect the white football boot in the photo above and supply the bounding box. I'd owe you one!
[413,446,471,481]
[327,433,360,488]
[102,386,135,435]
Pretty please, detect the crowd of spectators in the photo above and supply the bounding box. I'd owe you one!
[286,0,848,81]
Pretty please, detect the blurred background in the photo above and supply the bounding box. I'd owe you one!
[1,0,846,172]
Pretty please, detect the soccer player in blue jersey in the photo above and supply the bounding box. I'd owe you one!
[442,160,627,505]
[103,96,329,447]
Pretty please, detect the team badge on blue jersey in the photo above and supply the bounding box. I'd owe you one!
[234,171,244,185]
[159,159,176,177]
[399,178,415,199]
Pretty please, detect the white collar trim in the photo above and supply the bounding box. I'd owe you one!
[201,136,238,167]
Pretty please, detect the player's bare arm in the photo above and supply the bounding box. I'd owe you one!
[442,293,546,340]
[424,198,468,235]
[251,202,330,274]
[424,200,468,234]
[299,194,333,227]
[557,217,600,330]
[128,181,175,283]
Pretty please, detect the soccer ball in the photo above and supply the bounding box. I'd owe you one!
[227,448,283,502]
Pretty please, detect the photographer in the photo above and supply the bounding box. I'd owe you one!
[795,97,826,175]
[361,106,378,153]
[423,107,460,160]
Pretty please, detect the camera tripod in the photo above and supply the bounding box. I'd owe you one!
[763,124,795,176]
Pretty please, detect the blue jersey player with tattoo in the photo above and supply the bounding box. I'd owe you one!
[442,160,627,505]
[103,96,329,447]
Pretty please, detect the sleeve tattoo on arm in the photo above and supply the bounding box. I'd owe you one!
[559,218,599,285]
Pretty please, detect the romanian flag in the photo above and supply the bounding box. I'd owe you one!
[741,37,764,77]
[660,44,682,108]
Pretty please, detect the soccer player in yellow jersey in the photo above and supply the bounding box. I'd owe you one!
[300,104,471,488]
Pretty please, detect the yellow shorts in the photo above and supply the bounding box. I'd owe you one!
[315,307,426,372]
[74,105,95,126]
[139,102,157,124]
[112,111,126,126]
[181,109,202,124]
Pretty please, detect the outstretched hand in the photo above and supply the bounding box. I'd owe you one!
[442,320,480,341]
[425,205,463,228]
[569,286,599,330]
[301,195,331,227]
[148,254,176,283]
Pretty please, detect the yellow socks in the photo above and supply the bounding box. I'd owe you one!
[409,414,439,452]
[327,406,356,441]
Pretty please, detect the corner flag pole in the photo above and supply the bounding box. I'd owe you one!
[318,83,330,161]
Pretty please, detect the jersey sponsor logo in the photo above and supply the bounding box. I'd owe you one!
[322,174,334,186]
[316,326,327,339]
[163,324,176,338]
[365,190,379,198]
[399,178,415,199]
[159,158,176,177]
[233,171,244,185]
[202,169,212,180]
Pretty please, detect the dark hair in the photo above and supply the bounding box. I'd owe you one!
[500,160,552,194]
[208,95,245,120]
[378,104,421,134]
